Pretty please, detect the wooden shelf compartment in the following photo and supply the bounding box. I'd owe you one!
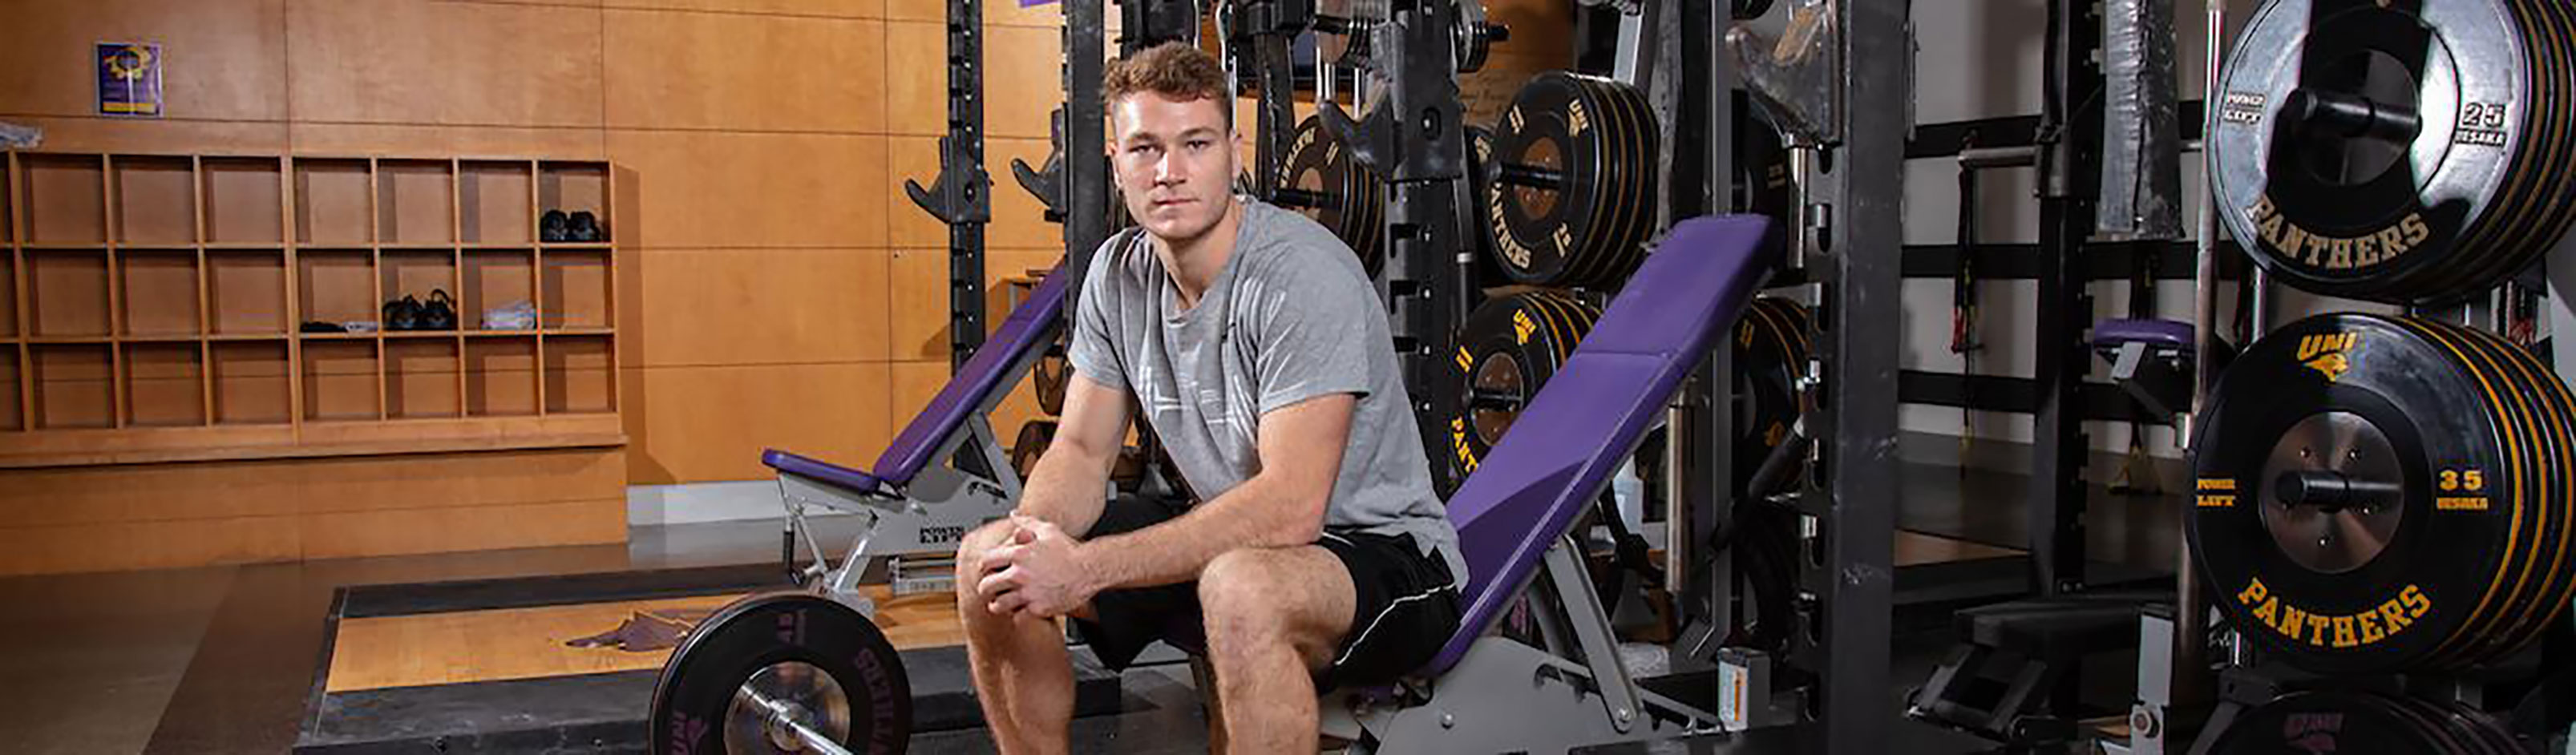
[2,151,618,465]
[376,159,455,246]
[28,343,113,430]
[460,160,534,245]
[301,339,380,422]
[297,248,378,330]
[0,349,21,431]
[541,333,614,414]
[25,249,111,338]
[0,253,16,338]
[210,340,290,426]
[122,341,205,428]
[111,155,196,246]
[386,337,461,419]
[117,248,201,337]
[18,154,106,244]
[201,156,285,244]
[207,249,288,335]
[466,335,538,418]
[1,157,13,244]
[379,248,457,317]
[293,158,373,245]
[537,162,610,244]
[463,248,534,332]
[538,248,612,330]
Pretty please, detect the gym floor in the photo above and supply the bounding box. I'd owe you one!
[0,466,2182,755]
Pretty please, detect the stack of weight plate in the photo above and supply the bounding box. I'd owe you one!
[1482,71,1661,289]
[2194,0,2576,749]
[2193,313,2576,674]
[2206,0,2576,305]
[1278,114,1389,277]
[2209,690,2523,755]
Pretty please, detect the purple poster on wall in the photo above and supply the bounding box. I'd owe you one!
[97,42,164,118]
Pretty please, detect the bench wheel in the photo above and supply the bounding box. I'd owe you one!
[649,591,912,754]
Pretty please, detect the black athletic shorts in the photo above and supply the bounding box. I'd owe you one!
[1069,495,1464,691]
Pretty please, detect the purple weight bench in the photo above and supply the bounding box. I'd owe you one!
[758,266,1068,611]
[1321,216,1781,753]
[2091,317,2196,423]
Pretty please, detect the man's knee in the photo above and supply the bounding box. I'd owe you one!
[955,519,1022,605]
[1198,549,1308,646]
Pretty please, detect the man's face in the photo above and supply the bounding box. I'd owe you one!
[1110,91,1238,244]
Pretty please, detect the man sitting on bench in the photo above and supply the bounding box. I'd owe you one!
[955,42,1467,754]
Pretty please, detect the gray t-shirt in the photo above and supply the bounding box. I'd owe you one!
[1067,198,1466,583]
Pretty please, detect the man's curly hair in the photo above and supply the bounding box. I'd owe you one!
[1103,42,1231,128]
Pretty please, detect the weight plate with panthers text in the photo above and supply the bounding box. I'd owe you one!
[2190,313,2576,673]
[2206,0,2576,304]
[1441,291,1599,491]
[1280,114,1388,277]
[1486,71,1659,288]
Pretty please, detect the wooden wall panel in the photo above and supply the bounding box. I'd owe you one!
[884,22,1062,139]
[887,248,948,362]
[0,446,625,575]
[301,499,625,559]
[629,247,891,367]
[620,362,892,483]
[0,116,289,156]
[604,10,887,134]
[602,0,884,18]
[885,244,1057,361]
[286,0,605,127]
[0,0,289,120]
[605,131,886,248]
[0,516,303,575]
[886,0,1064,27]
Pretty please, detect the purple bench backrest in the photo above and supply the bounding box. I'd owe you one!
[1428,216,1777,675]
[871,265,1070,485]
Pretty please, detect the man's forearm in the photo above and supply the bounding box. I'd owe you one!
[1078,474,1320,589]
[1015,439,1119,537]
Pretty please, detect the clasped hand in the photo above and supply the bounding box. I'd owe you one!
[974,514,1096,620]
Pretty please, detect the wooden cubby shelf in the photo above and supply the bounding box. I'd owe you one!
[0,151,622,466]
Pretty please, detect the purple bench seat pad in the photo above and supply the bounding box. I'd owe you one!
[2093,317,2192,349]
[1428,216,1777,675]
[761,264,1070,493]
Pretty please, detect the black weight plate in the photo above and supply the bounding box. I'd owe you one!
[1592,79,1662,285]
[1012,419,1058,479]
[1032,342,1069,417]
[2416,0,2576,301]
[1735,298,1809,494]
[650,591,912,755]
[2207,0,2576,304]
[1489,72,1649,287]
[2191,313,2524,674]
[1463,125,1516,289]
[1444,293,1581,478]
[2209,691,2475,755]
[2388,317,2550,668]
[1518,291,1592,367]
[1737,91,1798,220]
[1561,77,1643,286]
[2424,321,2576,666]
[1564,75,1656,287]
[1283,114,1385,277]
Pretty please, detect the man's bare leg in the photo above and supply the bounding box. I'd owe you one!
[957,521,1074,755]
[1195,546,1357,754]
